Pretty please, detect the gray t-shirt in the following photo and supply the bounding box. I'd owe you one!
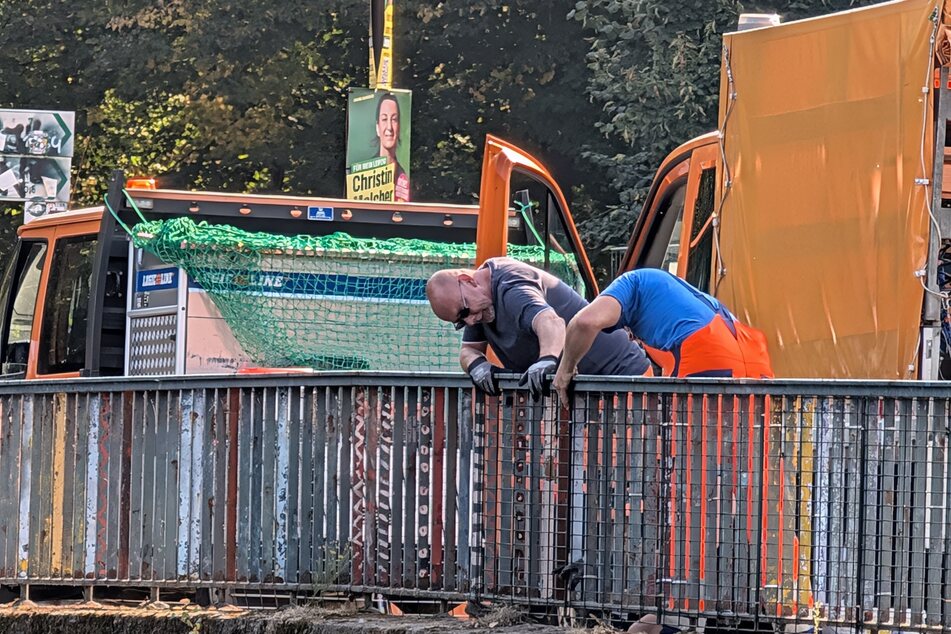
[463,257,650,375]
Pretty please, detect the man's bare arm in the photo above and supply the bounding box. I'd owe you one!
[531,308,565,359]
[460,341,489,371]
[553,296,622,401]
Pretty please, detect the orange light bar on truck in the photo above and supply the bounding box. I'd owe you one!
[126,177,157,190]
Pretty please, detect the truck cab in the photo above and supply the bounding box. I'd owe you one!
[0,135,595,379]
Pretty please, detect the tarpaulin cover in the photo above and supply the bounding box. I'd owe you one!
[716,0,938,378]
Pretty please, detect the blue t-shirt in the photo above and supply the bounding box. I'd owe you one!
[601,269,730,351]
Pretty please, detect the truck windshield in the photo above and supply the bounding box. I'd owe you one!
[0,241,47,376]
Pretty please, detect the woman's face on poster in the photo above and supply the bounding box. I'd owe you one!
[376,98,400,153]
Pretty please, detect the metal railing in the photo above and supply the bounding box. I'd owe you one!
[476,378,951,632]
[0,374,474,600]
[0,374,948,632]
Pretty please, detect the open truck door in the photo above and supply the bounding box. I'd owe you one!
[476,134,599,298]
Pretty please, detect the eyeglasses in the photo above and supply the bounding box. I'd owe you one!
[453,280,470,330]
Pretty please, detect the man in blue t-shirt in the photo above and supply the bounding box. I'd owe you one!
[425,257,651,398]
[554,268,773,400]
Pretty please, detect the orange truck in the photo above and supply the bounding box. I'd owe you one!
[0,135,594,380]
[621,0,951,380]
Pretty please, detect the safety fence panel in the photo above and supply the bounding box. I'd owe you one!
[474,379,951,633]
[0,376,475,599]
[0,373,949,633]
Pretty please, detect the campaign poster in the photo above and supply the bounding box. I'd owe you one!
[346,88,411,202]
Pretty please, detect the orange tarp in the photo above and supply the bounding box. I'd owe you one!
[716,0,938,379]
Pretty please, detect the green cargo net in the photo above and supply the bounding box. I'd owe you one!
[130,216,582,371]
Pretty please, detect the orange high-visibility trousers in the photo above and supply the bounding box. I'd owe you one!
[642,314,774,378]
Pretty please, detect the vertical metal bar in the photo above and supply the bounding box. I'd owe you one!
[225,388,240,582]
[208,388,227,582]
[430,385,445,591]
[49,392,67,578]
[118,391,133,580]
[236,388,252,582]
[140,392,157,581]
[351,386,367,586]
[164,391,181,582]
[569,392,586,591]
[318,386,339,585]
[388,386,405,589]
[0,396,19,579]
[481,392,499,596]
[189,389,205,581]
[854,396,871,632]
[298,386,316,585]
[70,394,90,580]
[106,391,125,579]
[310,386,327,584]
[908,397,930,627]
[247,387,264,582]
[750,395,765,633]
[286,386,302,584]
[128,392,144,580]
[496,392,515,597]
[470,389,485,597]
[926,397,949,628]
[274,386,290,583]
[336,386,353,585]
[456,388,473,593]
[16,395,30,580]
[30,394,51,577]
[94,393,113,579]
[509,392,530,599]
[416,385,433,591]
[259,388,277,581]
[177,390,194,579]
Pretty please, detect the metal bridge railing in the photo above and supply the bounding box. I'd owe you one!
[476,378,951,632]
[0,374,474,601]
[0,374,948,632]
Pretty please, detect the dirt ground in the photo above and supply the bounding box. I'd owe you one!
[0,602,576,634]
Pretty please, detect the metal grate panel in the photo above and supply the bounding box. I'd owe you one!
[128,313,177,375]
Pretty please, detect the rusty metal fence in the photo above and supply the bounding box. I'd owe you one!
[0,374,949,632]
[0,375,475,601]
[476,378,951,632]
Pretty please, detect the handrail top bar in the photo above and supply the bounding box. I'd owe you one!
[1,371,950,399]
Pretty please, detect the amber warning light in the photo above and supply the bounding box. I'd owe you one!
[126,177,156,190]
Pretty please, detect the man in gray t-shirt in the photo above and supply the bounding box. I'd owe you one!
[425,257,651,398]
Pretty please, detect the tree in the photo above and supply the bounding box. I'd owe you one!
[398,0,622,211]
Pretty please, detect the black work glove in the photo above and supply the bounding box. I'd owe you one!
[467,357,500,396]
[518,355,559,401]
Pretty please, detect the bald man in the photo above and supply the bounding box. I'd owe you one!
[426,257,651,399]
